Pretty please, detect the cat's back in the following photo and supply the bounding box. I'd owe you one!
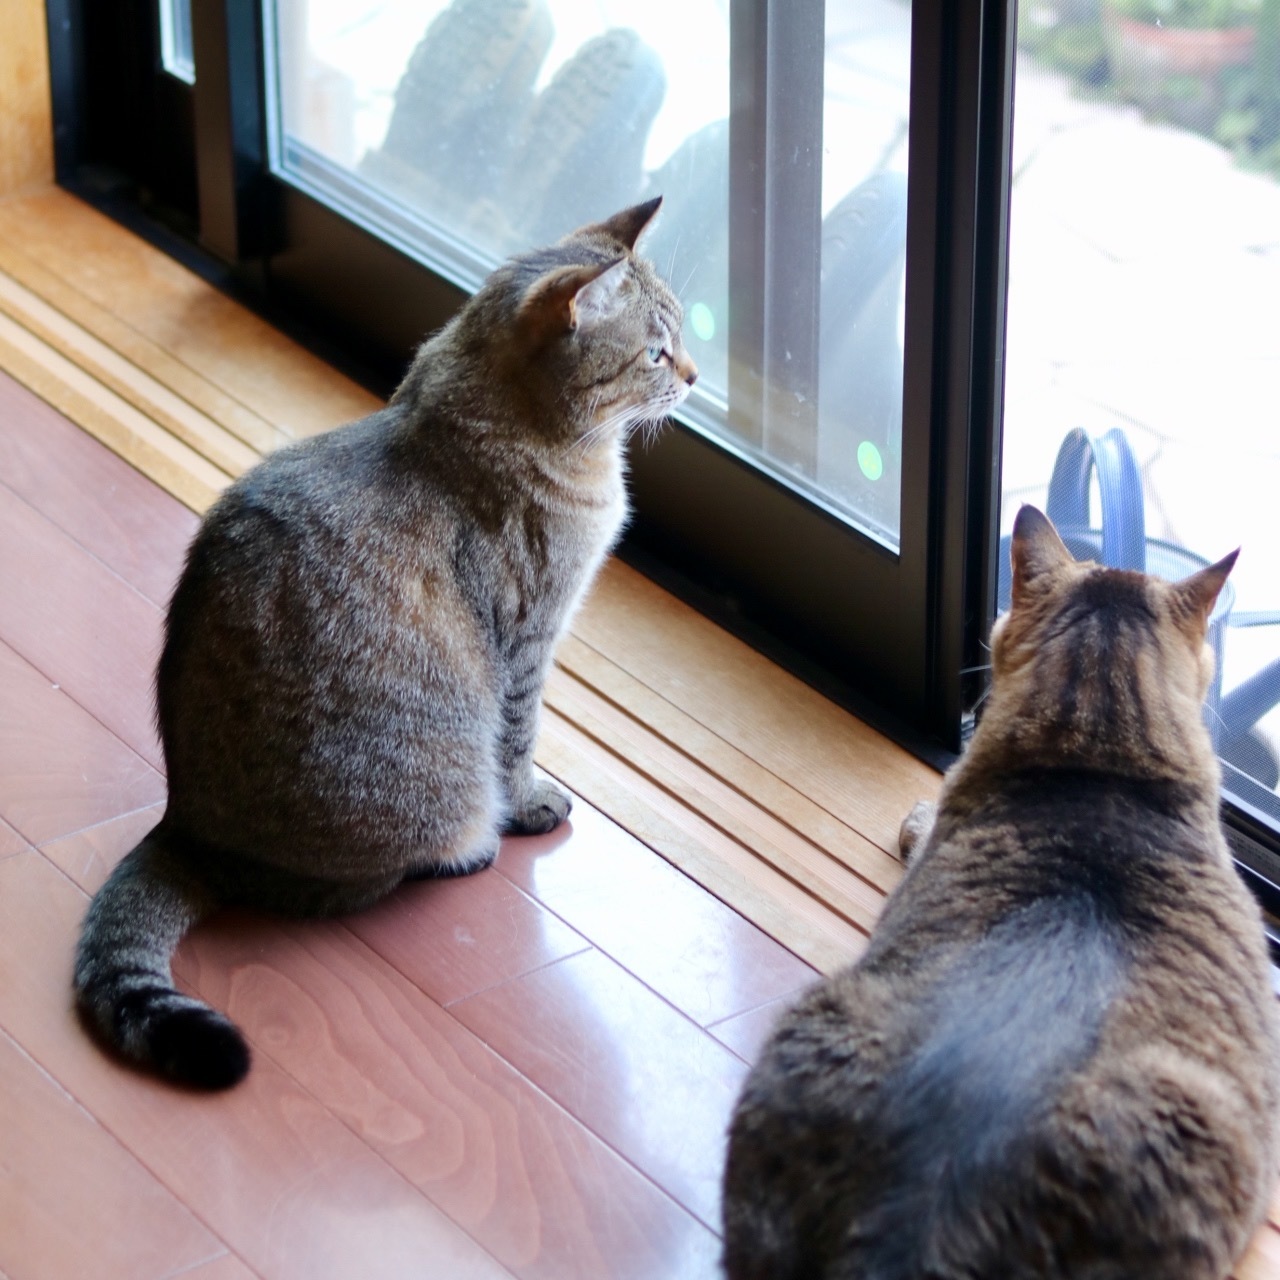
[725,771,1279,1280]
[903,768,1258,961]
[727,855,1123,1279]
[167,404,470,653]
[194,404,431,561]
[910,769,1275,1069]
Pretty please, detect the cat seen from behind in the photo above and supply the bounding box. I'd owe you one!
[723,505,1280,1280]
[75,197,696,1090]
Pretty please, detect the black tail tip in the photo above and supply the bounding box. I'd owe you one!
[150,1007,251,1090]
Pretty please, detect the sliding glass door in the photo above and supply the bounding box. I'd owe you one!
[264,0,914,548]
[48,0,1280,872]
[47,0,1009,755]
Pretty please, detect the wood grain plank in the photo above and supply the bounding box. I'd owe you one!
[0,641,163,846]
[165,1254,262,1280]
[0,482,165,768]
[705,997,797,1066]
[498,799,818,1028]
[571,559,941,854]
[0,851,515,1280]
[538,705,867,975]
[0,817,28,860]
[1236,1223,1280,1280]
[0,308,228,512]
[40,804,165,894]
[0,191,379,439]
[0,269,261,475]
[0,371,198,606]
[451,947,750,1233]
[43,787,724,1276]
[0,239,286,456]
[545,664,897,930]
[182,916,723,1280]
[555,633,908,890]
[0,1027,224,1280]
[345,868,589,1008]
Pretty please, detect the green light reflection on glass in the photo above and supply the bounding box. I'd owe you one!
[857,441,884,482]
[689,301,716,342]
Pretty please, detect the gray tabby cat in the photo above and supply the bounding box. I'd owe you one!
[723,505,1280,1280]
[75,197,696,1090]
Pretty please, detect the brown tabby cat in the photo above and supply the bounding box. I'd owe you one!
[75,198,696,1090]
[723,505,1280,1280]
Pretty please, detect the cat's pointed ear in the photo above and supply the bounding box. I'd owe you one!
[582,196,663,252]
[572,258,630,328]
[518,258,628,339]
[1010,505,1073,609]
[1171,549,1237,633]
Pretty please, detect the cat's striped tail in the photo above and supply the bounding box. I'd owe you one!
[73,825,250,1089]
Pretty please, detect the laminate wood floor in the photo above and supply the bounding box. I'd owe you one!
[5,368,1280,1279]
[0,371,818,1278]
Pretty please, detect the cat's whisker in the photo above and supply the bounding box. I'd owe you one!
[576,404,639,455]
[575,425,608,454]
[1204,701,1230,737]
[619,397,676,451]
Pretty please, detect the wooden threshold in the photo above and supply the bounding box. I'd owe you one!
[0,183,941,972]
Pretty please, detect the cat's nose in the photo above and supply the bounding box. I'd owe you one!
[677,353,698,387]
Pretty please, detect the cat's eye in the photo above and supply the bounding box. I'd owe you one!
[647,344,670,365]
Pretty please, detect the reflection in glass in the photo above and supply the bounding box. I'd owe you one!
[1003,1,1280,815]
[265,0,910,544]
[268,1,727,388]
[817,5,910,542]
[159,0,195,84]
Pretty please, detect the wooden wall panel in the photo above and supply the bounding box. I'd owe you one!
[0,0,53,197]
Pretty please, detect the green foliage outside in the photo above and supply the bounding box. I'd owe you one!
[1018,0,1280,180]
[1107,0,1258,27]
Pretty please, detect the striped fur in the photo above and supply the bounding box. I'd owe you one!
[74,199,696,1089]
[723,506,1280,1280]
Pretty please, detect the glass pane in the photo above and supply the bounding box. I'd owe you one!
[159,0,195,84]
[265,0,912,547]
[817,3,911,544]
[1002,0,1280,821]
[266,2,727,367]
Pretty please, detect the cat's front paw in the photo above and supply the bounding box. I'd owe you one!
[898,801,936,864]
[505,780,573,835]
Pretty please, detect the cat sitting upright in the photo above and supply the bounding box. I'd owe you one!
[75,197,696,1090]
[723,505,1280,1280]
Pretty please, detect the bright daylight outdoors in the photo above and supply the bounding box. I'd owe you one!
[265,0,911,546]
[264,0,1280,812]
[1004,0,1280,820]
